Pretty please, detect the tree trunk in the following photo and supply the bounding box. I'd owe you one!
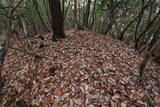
[0,48,5,87]
[0,0,23,87]
[84,0,91,28]
[139,53,149,78]
[89,0,98,29]
[139,39,160,78]
[33,0,51,32]
[48,0,65,40]
[64,0,71,21]
[136,8,160,50]
[73,0,78,28]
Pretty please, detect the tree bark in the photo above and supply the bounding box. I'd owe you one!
[33,0,51,32]
[136,2,159,50]
[84,0,91,28]
[0,0,23,87]
[73,0,78,28]
[89,0,98,29]
[139,39,160,78]
[48,0,65,40]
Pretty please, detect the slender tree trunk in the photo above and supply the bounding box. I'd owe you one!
[139,39,160,78]
[48,0,65,40]
[136,10,160,51]
[134,0,145,48]
[33,0,51,32]
[73,0,78,28]
[21,17,32,48]
[0,50,5,87]
[84,0,91,28]
[0,0,23,86]
[64,0,71,21]
[118,20,134,40]
[89,0,98,29]
[0,24,12,87]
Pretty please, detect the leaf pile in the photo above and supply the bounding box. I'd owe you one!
[1,29,160,107]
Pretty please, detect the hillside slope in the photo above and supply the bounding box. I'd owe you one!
[1,30,160,106]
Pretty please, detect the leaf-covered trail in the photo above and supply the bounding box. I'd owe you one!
[1,30,160,106]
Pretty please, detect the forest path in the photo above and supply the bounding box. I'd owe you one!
[1,29,160,106]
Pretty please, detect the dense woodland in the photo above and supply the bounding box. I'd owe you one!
[0,0,160,106]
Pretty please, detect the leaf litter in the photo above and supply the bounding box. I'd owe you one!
[1,29,160,107]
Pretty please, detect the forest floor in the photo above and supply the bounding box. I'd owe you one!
[1,29,160,107]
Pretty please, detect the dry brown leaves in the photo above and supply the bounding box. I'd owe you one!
[1,29,160,107]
